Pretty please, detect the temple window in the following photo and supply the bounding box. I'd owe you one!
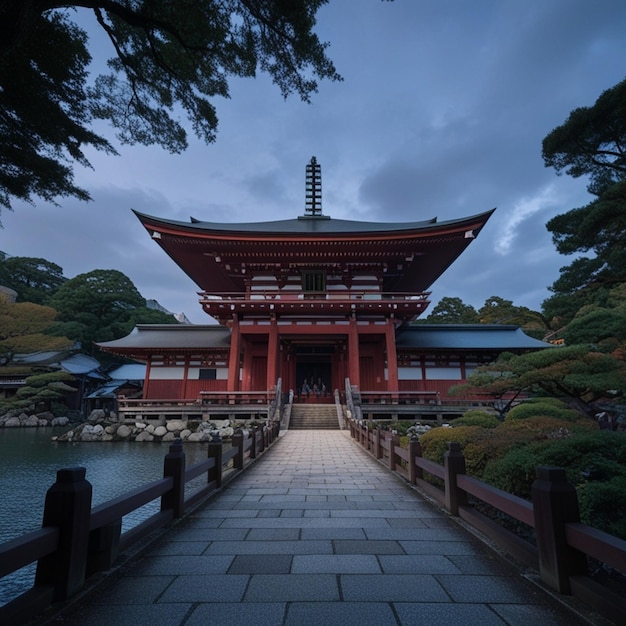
[199,368,217,380]
[301,271,326,293]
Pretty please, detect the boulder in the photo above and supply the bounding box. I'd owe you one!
[162,432,176,442]
[116,424,132,439]
[179,429,191,440]
[135,421,146,430]
[135,430,154,442]
[4,416,20,428]
[51,416,70,427]
[166,420,186,432]
[145,424,155,434]
[154,426,167,437]
[88,409,106,423]
[22,415,40,427]
[80,424,103,441]
[186,431,213,442]
[36,411,55,422]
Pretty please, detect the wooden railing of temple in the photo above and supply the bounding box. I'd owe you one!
[0,423,281,626]
[347,417,626,624]
[116,379,285,423]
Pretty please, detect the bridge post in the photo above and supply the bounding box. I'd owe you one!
[232,429,245,469]
[208,433,223,488]
[444,442,467,515]
[373,428,382,459]
[388,433,399,472]
[532,466,587,593]
[162,439,186,518]
[86,519,122,577]
[35,467,92,601]
[250,428,257,459]
[408,435,422,484]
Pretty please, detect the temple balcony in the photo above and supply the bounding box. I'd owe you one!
[199,290,430,322]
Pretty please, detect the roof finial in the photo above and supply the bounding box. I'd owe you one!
[305,156,322,217]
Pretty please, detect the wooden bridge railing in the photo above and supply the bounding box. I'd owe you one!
[0,421,281,626]
[347,417,626,624]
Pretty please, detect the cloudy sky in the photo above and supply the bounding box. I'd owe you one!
[2,0,626,323]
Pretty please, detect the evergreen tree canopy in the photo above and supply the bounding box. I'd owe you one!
[0,256,66,305]
[47,268,177,348]
[542,78,626,323]
[422,297,479,324]
[0,1,341,213]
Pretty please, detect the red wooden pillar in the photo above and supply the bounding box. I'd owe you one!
[227,315,240,392]
[385,318,398,396]
[182,355,190,400]
[143,357,152,399]
[267,315,279,392]
[348,316,360,388]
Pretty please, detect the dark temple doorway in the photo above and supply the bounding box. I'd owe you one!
[295,346,333,402]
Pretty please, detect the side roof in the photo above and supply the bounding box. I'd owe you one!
[97,324,231,359]
[396,324,552,350]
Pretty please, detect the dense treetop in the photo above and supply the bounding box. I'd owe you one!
[0,1,340,213]
[542,78,626,326]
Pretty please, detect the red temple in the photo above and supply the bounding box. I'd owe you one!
[99,158,547,420]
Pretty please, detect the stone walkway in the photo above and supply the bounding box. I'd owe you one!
[48,430,593,625]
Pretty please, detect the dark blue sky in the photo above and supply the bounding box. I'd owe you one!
[3,0,625,322]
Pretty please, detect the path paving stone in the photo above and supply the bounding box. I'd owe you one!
[50,430,593,625]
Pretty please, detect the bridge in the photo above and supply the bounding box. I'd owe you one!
[3,419,624,625]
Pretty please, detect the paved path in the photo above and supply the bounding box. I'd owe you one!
[49,431,591,626]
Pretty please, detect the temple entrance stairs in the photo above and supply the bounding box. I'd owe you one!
[289,404,340,430]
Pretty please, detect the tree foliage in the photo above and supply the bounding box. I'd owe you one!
[0,10,115,212]
[0,299,74,365]
[542,79,626,323]
[0,1,341,212]
[422,297,478,323]
[5,370,77,412]
[47,268,176,347]
[0,256,66,304]
[454,345,626,415]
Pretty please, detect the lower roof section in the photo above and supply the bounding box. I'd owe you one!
[97,322,551,359]
[396,324,552,350]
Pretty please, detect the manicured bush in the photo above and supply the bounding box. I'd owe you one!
[505,401,586,423]
[578,476,626,540]
[453,410,500,429]
[418,425,480,466]
[481,431,626,539]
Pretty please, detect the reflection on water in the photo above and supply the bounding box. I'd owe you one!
[0,428,210,605]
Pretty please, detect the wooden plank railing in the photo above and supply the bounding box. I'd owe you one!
[0,422,281,626]
[347,417,626,624]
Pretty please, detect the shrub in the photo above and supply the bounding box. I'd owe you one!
[481,432,626,539]
[419,425,481,466]
[453,410,500,429]
[505,401,586,423]
[578,476,626,540]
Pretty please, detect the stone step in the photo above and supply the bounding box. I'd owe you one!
[289,405,340,430]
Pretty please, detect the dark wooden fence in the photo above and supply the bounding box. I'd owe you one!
[348,418,626,624]
[0,422,280,626]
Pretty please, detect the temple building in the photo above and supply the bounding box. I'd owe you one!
[98,158,548,420]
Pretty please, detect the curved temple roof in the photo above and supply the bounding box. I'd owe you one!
[133,208,495,295]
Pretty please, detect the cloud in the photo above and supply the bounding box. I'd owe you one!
[3,0,626,324]
[495,185,558,255]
